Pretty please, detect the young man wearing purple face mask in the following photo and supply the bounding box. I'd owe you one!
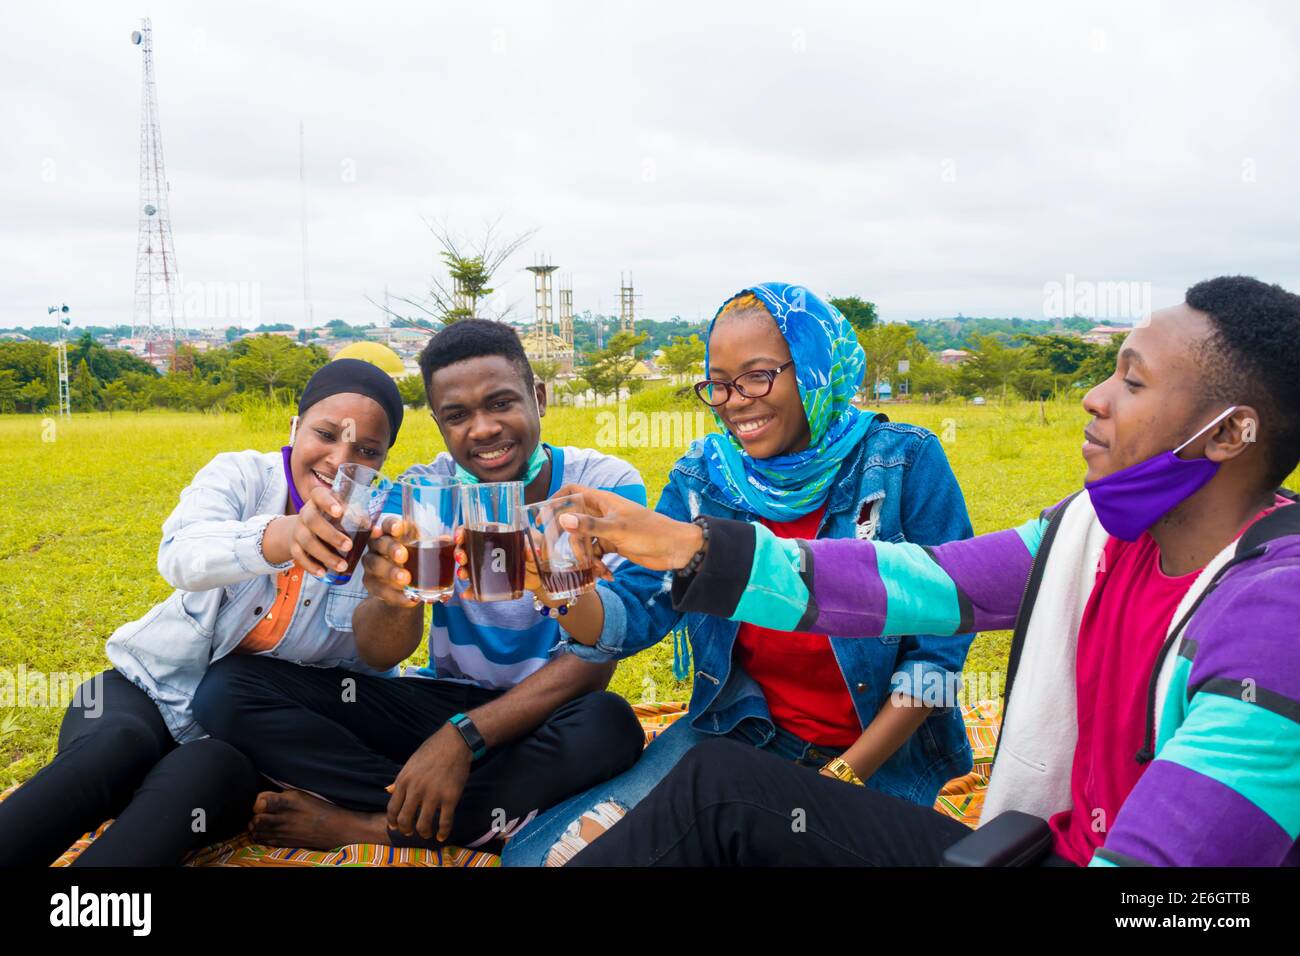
[555,275,1300,868]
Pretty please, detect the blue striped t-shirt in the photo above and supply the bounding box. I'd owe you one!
[382,444,646,689]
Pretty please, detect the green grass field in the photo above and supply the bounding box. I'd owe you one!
[0,388,1098,788]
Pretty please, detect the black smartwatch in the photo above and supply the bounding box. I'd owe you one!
[448,712,487,761]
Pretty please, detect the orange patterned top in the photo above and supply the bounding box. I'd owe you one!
[237,567,306,653]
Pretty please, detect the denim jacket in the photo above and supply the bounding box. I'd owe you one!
[105,450,396,744]
[561,417,975,804]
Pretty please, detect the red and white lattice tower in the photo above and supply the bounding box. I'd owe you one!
[130,19,181,365]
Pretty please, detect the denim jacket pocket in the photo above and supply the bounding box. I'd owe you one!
[324,586,365,631]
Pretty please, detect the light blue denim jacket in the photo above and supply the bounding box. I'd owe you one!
[105,450,396,744]
[561,418,976,804]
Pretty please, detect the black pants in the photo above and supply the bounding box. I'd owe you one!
[193,654,645,851]
[0,669,262,867]
[569,737,1034,866]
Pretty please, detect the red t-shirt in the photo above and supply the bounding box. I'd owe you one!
[732,505,862,748]
[1050,494,1293,865]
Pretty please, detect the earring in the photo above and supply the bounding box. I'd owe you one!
[288,415,299,445]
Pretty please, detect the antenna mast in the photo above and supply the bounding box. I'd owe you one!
[130,19,182,368]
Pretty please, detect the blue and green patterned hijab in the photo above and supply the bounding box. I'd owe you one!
[701,282,873,522]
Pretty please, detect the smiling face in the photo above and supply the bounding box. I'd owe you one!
[1079,303,1221,484]
[289,391,391,498]
[429,354,546,482]
[705,307,811,459]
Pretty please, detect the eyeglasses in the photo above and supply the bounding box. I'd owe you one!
[693,361,794,407]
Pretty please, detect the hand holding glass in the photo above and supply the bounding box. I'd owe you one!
[526,494,598,602]
[322,463,390,585]
[399,476,459,602]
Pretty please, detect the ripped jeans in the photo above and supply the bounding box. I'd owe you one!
[500,711,841,866]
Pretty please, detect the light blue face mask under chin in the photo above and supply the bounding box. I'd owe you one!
[454,442,548,486]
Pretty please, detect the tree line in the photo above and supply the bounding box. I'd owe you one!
[0,308,1125,415]
[0,334,331,414]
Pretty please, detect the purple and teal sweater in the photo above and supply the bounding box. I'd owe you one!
[670,490,1300,867]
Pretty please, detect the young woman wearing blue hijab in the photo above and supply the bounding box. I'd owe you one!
[501,283,977,865]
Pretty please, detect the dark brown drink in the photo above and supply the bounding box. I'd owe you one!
[404,538,456,601]
[538,563,595,601]
[464,524,527,601]
[340,527,371,577]
[321,525,371,584]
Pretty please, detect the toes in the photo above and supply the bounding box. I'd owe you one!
[253,791,282,814]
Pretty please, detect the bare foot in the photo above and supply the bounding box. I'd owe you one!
[249,790,389,850]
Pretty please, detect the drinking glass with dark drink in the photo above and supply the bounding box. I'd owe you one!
[459,481,527,602]
[322,462,390,585]
[400,476,459,603]
[525,493,598,603]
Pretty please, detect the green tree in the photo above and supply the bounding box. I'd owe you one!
[1077,337,1122,388]
[70,359,101,411]
[556,376,589,406]
[229,336,325,398]
[905,354,957,401]
[660,334,705,383]
[378,219,536,326]
[66,333,155,382]
[18,378,48,412]
[0,370,19,413]
[1021,333,1094,378]
[958,334,1025,401]
[857,323,917,402]
[194,346,233,384]
[102,380,130,416]
[530,359,561,392]
[396,374,428,409]
[118,371,159,412]
[583,331,648,402]
[0,341,55,386]
[829,296,878,336]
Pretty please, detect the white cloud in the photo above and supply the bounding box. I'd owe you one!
[2,0,1298,331]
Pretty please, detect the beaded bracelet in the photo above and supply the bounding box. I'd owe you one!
[674,516,710,578]
[533,597,577,617]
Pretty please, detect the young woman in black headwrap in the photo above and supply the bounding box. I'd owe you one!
[0,359,405,866]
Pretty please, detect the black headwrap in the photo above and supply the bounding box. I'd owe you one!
[297,358,405,447]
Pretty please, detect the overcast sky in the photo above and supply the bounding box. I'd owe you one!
[3,0,1298,332]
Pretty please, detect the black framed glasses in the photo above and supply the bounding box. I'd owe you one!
[693,360,794,407]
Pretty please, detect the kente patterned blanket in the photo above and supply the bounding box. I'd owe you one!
[3,700,1001,867]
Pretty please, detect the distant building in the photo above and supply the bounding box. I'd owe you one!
[367,327,433,350]
[0,332,31,341]
[1082,325,1130,346]
[629,359,664,383]
[520,329,577,374]
[937,348,970,366]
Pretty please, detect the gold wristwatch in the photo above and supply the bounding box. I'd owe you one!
[820,757,865,786]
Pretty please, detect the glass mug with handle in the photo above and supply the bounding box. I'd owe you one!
[525,493,599,604]
[399,476,460,603]
[459,481,528,602]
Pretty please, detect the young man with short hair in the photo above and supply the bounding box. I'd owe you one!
[195,320,647,852]
[558,276,1300,867]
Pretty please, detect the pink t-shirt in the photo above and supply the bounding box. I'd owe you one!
[1049,494,1293,865]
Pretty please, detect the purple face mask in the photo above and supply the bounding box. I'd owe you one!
[1084,405,1238,541]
